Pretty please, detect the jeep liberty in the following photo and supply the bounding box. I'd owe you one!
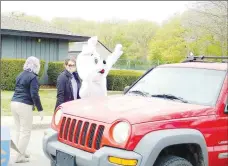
[43,55,228,166]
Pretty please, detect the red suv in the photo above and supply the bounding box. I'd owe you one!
[43,56,228,166]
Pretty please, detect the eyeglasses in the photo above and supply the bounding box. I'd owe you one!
[67,64,76,67]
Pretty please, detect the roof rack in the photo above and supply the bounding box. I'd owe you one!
[182,54,228,63]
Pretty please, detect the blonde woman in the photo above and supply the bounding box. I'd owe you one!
[11,56,44,163]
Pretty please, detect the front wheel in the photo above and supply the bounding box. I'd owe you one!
[155,155,193,166]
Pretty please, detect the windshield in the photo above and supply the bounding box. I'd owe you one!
[127,67,226,106]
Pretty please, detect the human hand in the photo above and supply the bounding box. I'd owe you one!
[39,111,44,121]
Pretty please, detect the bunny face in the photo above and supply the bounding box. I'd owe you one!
[76,36,108,82]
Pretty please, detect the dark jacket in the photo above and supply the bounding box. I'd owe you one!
[11,70,43,111]
[55,70,81,110]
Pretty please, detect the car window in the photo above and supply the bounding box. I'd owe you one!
[127,67,227,106]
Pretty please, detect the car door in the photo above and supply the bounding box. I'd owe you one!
[211,76,228,166]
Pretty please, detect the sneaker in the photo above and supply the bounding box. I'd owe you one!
[24,152,30,158]
[15,155,29,163]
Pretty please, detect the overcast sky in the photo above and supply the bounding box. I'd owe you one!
[1,1,193,23]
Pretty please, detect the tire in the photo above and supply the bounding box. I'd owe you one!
[155,155,193,166]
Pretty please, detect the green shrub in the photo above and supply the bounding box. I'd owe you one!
[107,70,144,91]
[1,58,45,90]
[47,62,65,85]
[47,62,144,91]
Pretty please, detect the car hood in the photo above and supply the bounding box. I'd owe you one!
[61,95,213,124]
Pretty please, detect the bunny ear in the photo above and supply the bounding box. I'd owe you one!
[88,36,98,47]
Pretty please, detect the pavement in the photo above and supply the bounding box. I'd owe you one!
[1,116,53,165]
[8,129,50,166]
[1,116,53,130]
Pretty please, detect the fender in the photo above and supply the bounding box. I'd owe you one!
[133,129,208,166]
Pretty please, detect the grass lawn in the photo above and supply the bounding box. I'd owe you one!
[1,90,122,116]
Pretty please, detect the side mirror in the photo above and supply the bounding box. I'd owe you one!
[124,86,130,94]
[224,95,228,114]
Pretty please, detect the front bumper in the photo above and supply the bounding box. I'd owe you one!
[43,128,142,166]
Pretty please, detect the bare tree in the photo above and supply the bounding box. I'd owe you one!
[183,1,227,55]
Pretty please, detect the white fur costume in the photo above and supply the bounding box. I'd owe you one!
[76,36,123,98]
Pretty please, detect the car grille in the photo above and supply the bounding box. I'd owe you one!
[58,116,105,152]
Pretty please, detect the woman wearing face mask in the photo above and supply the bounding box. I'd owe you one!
[11,56,44,163]
[55,56,81,110]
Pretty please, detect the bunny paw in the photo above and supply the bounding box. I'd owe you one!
[114,44,123,52]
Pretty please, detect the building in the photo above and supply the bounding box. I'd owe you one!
[1,15,91,84]
[68,41,112,59]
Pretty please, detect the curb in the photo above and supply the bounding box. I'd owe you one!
[31,123,51,130]
[1,116,53,130]
[7,123,51,130]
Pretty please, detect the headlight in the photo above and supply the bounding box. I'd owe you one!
[112,122,130,144]
[54,108,63,126]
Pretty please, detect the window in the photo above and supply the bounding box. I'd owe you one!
[127,67,226,106]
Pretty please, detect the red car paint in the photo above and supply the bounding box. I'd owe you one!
[52,63,228,166]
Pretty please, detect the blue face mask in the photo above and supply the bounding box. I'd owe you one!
[68,67,76,74]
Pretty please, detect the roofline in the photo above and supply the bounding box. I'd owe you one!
[1,29,112,53]
[69,40,112,53]
[0,29,90,42]
[98,41,112,53]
